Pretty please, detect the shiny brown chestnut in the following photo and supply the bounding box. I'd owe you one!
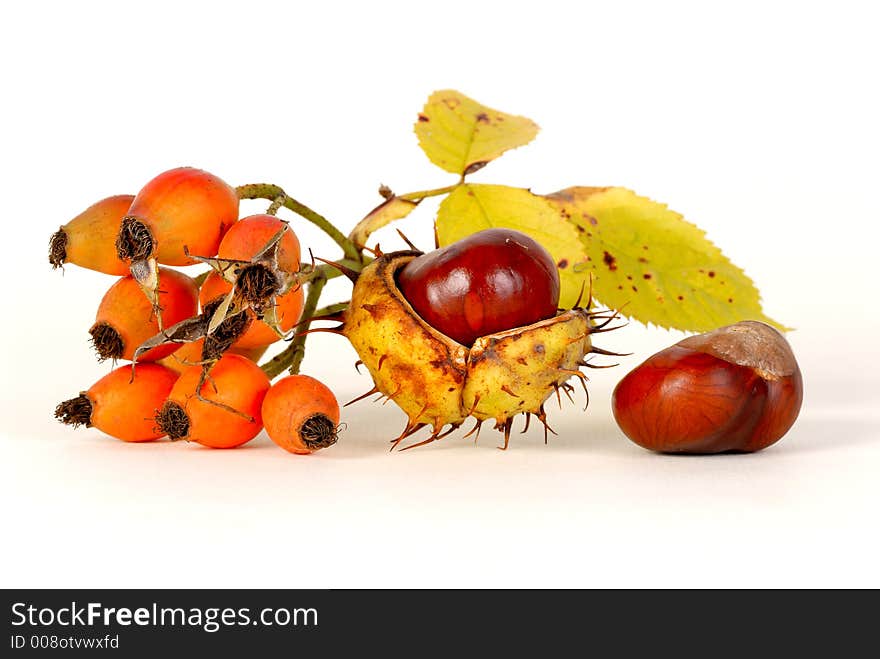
[612,321,803,453]
[396,228,560,346]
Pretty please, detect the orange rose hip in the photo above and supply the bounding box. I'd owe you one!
[54,363,179,442]
[116,167,239,266]
[155,354,270,449]
[49,195,134,275]
[90,268,199,362]
[262,375,340,454]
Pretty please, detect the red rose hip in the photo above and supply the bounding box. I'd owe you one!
[612,321,803,453]
[396,228,560,346]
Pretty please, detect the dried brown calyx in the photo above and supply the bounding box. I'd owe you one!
[131,297,253,365]
[89,322,124,362]
[299,414,339,450]
[184,225,298,337]
[235,263,281,310]
[48,227,68,269]
[155,401,190,440]
[115,216,154,262]
[54,394,93,428]
[200,299,252,361]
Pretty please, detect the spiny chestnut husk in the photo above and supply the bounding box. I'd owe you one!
[343,251,611,449]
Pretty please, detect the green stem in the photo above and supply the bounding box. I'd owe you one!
[398,184,457,202]
[236,184,361,262]
[265,194,287,216]
[314,301,349,317]
[261,271,328,379]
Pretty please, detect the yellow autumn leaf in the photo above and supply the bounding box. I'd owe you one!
[415,90,540,176]
[436,184,590,309]
[349,196,420,250]
[546,187,785,331]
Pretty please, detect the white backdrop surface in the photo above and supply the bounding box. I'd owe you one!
[1,0,878,588]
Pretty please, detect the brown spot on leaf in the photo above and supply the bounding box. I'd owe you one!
[638,257,648,263]
[557,259,569,269]
[546,189,575,203]
[618,285,624,290]
[632,286,638,292]
[583,214,599,226]
[643,273,652,279]
[418,113,430,122]
[626,275,633,281]
[603,251,617,271]
[574,224,585,233]
[728,298,734,303]
[677,295,684,301]
[476,112,490,123]
[708,271,716,278]
[464,161,487,176]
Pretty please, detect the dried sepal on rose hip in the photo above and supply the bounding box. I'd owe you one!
[54,363,179,442]
[186,214,303,339]
[155,354,270,449]
[199,271,304,350]
[158,338,268,374]
[262,375,341,455]
[130,291,257,367]
[133,216,304,377]
[340,228,621,450]
[49,195,134,275]
[89,268,199,362]
[612,321,803,453]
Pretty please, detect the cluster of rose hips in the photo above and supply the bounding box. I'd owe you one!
[51,167,340,455]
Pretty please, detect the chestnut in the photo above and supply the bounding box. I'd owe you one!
[611,321,803,453]
[396,228,560,346]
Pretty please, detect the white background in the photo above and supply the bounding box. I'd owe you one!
[2,0,878,588]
